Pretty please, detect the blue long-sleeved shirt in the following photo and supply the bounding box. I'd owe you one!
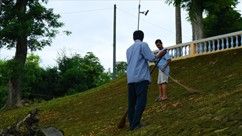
[126,40,156,83]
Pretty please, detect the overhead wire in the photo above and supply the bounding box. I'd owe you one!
[49,0,193,42]
[57,8,112,15]
[117,7,192,40]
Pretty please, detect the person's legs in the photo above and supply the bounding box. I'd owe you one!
[157,71,163,101]
[128,83,136,128]
[161,83,168,100]
[131,80,149,129]
[159,84,163,98]
[155,84,163,101]
[159,71,168,100]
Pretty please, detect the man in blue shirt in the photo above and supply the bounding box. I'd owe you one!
[126,30,166,130]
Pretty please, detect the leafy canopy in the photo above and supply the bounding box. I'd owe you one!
[57,52,105,94]
[0,0,63,51]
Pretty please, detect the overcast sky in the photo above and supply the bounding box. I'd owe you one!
[0,0,241,71]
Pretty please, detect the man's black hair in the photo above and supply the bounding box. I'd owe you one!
[155,39,162,44]
[133,30,144,41]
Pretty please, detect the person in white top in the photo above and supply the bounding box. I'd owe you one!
[155,39,171,101]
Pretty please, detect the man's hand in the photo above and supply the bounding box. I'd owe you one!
[157,48,167,58]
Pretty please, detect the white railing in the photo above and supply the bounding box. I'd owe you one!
[167,31,242,59]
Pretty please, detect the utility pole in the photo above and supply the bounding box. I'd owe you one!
[137,3,141,30]
[137,0,149,30]
[113,4,116,79]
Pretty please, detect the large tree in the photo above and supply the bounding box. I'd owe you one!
[166,0,239,40]
[166,0,204,40]
[0,0,63,107]
[203,1,242,37]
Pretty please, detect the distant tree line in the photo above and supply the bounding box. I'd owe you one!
[0,52,127,108]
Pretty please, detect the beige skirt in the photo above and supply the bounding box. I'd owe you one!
[157,70,169,84]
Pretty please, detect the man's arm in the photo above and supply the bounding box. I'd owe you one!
[156,49,167,58]
[141,43,157,61]
[141,43,167,61]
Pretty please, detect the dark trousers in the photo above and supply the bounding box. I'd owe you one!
[128,80,149,129]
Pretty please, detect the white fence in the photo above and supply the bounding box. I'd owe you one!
[167,31,242,59]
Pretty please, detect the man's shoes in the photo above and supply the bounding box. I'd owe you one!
[128,123,145,131]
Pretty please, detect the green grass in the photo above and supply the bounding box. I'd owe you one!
[1,48,242,135]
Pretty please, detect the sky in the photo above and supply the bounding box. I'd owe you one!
[0,0,241,71]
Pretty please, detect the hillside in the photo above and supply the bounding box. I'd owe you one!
[0,48,242,135]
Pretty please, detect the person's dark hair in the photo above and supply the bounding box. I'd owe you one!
[155,39,162,44]
[133,30,144,41]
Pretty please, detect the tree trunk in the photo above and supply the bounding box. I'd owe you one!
[6,37,28,107]
[192,14,203,40]
[6,0,28,107]
[0,0,2,13]
[191,0,204,40]
[175,5,182,44]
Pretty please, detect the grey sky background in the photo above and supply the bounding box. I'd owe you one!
[0,0,241,71]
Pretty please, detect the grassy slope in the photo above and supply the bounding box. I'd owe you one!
[0,48,242,135]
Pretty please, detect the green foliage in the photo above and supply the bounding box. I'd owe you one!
[0,60,9,85]
[0,54,61,101]
[21,52,110,99]
[0,52,112,106]
[57,52,105,95]
[204,5,242,37]
[0,60,10,108]
[116,61,127,77]
[0,60,8,108]
[166,0,241,37]
[29,67,61,99]
[0,0,63,50]
[166,0,238,17]
[21,54,44,99]
[0,0,64,107]
[96,71,112,86]
[204,0,238,12]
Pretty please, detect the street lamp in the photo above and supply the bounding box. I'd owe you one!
[137,0,149,30]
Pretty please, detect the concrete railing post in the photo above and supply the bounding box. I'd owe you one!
[189,43,196,57]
